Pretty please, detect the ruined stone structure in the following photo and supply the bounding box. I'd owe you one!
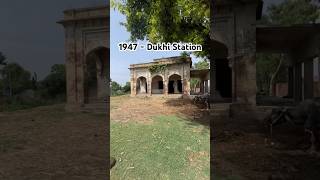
[130,56,209,97]
[210,0,320,116]
[58,6,109,112]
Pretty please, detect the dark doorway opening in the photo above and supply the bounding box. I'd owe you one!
[158,81,163,89]
[216,59,232,98]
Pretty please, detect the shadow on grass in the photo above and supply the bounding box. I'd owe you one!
[164,98,210,128]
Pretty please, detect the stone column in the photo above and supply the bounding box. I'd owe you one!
[164,80,168,95]
[288,67,294,98]
[233,54,256,105]
[204,80,209,93]
[148,78,152,96]
[304,60,314,99]
[200,80,205,94]
[130,70,136,97]
[210,59,216,99]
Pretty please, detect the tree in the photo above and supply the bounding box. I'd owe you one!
[1,63,32,96]
[267,0,319,25]
[111,81,123,96]
[190,59,209,92]
[257,0,319,95]
[112,0,211,59]
[122,82,131,93]
[40,64,66,98]
[193,60,209,70]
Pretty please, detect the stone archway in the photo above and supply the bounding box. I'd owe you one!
[168,74,182,94]
[136,76,147,94]
[58,6,109,111]
[84,47,109,104]
[151,75,164,94]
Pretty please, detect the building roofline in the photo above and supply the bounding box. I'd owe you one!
[129,56,192,69]
[63,5,109,13]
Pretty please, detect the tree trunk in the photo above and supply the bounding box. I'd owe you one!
[269,54,284,96]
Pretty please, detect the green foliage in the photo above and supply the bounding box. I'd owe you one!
[256,54,288,94]
[148,64,167,74]
[122,82,131,93]
[193,60,209,70]
[111,81,125,96]
[39,64,66,99]
[1,63,32,96]
[112,0,211,59]
[190,78,200,91]
[256,0,319,95]
[267,0,319,25]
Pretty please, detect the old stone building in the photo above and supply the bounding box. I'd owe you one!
[210,0,320,116]
[130,56,191,97]
[58,6,109,112]
[130,56,210,97]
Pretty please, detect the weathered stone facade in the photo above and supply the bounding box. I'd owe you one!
[129,56,192,97]
[210,0,320,118]
[58,6,109,112]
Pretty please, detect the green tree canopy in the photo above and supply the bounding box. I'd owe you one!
[112,0,211,59]
[267,0,319,25]
[193,60,209,70]
[1,63,32,96]
[122,82,131,93]
[257,0,319,95]
[40,64,66,98]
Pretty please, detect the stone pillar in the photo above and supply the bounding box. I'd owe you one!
[210,59,216,99]
[164,79,168,96]
[294,63,302,101]
[233,54,256,105]
[200,80,205,94]
[130,70,136,97]
[304,60,314,99]
[288,67,294,98]
[204,80,209,93]
[147,76,152,96]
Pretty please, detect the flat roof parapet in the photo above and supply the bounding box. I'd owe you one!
[129,56,192,69]
[58,5,109,23]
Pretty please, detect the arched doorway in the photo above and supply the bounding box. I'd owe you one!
[151,75,164,94]
[136,76,147,94]
[84,47,109,103]
[168,74,182,94]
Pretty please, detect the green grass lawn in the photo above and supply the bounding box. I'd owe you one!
[111,115,210,180]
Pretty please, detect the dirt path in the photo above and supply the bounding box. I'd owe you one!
[0,105,107,180]
[213,116,320,180]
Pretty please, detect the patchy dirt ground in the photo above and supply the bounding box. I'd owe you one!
[111,95,208,125]
[213,113,320,180]
[0,105,107,180]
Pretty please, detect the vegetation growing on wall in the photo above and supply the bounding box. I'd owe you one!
[148,64,167,74]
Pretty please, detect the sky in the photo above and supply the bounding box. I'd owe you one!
[0,0,280,84]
